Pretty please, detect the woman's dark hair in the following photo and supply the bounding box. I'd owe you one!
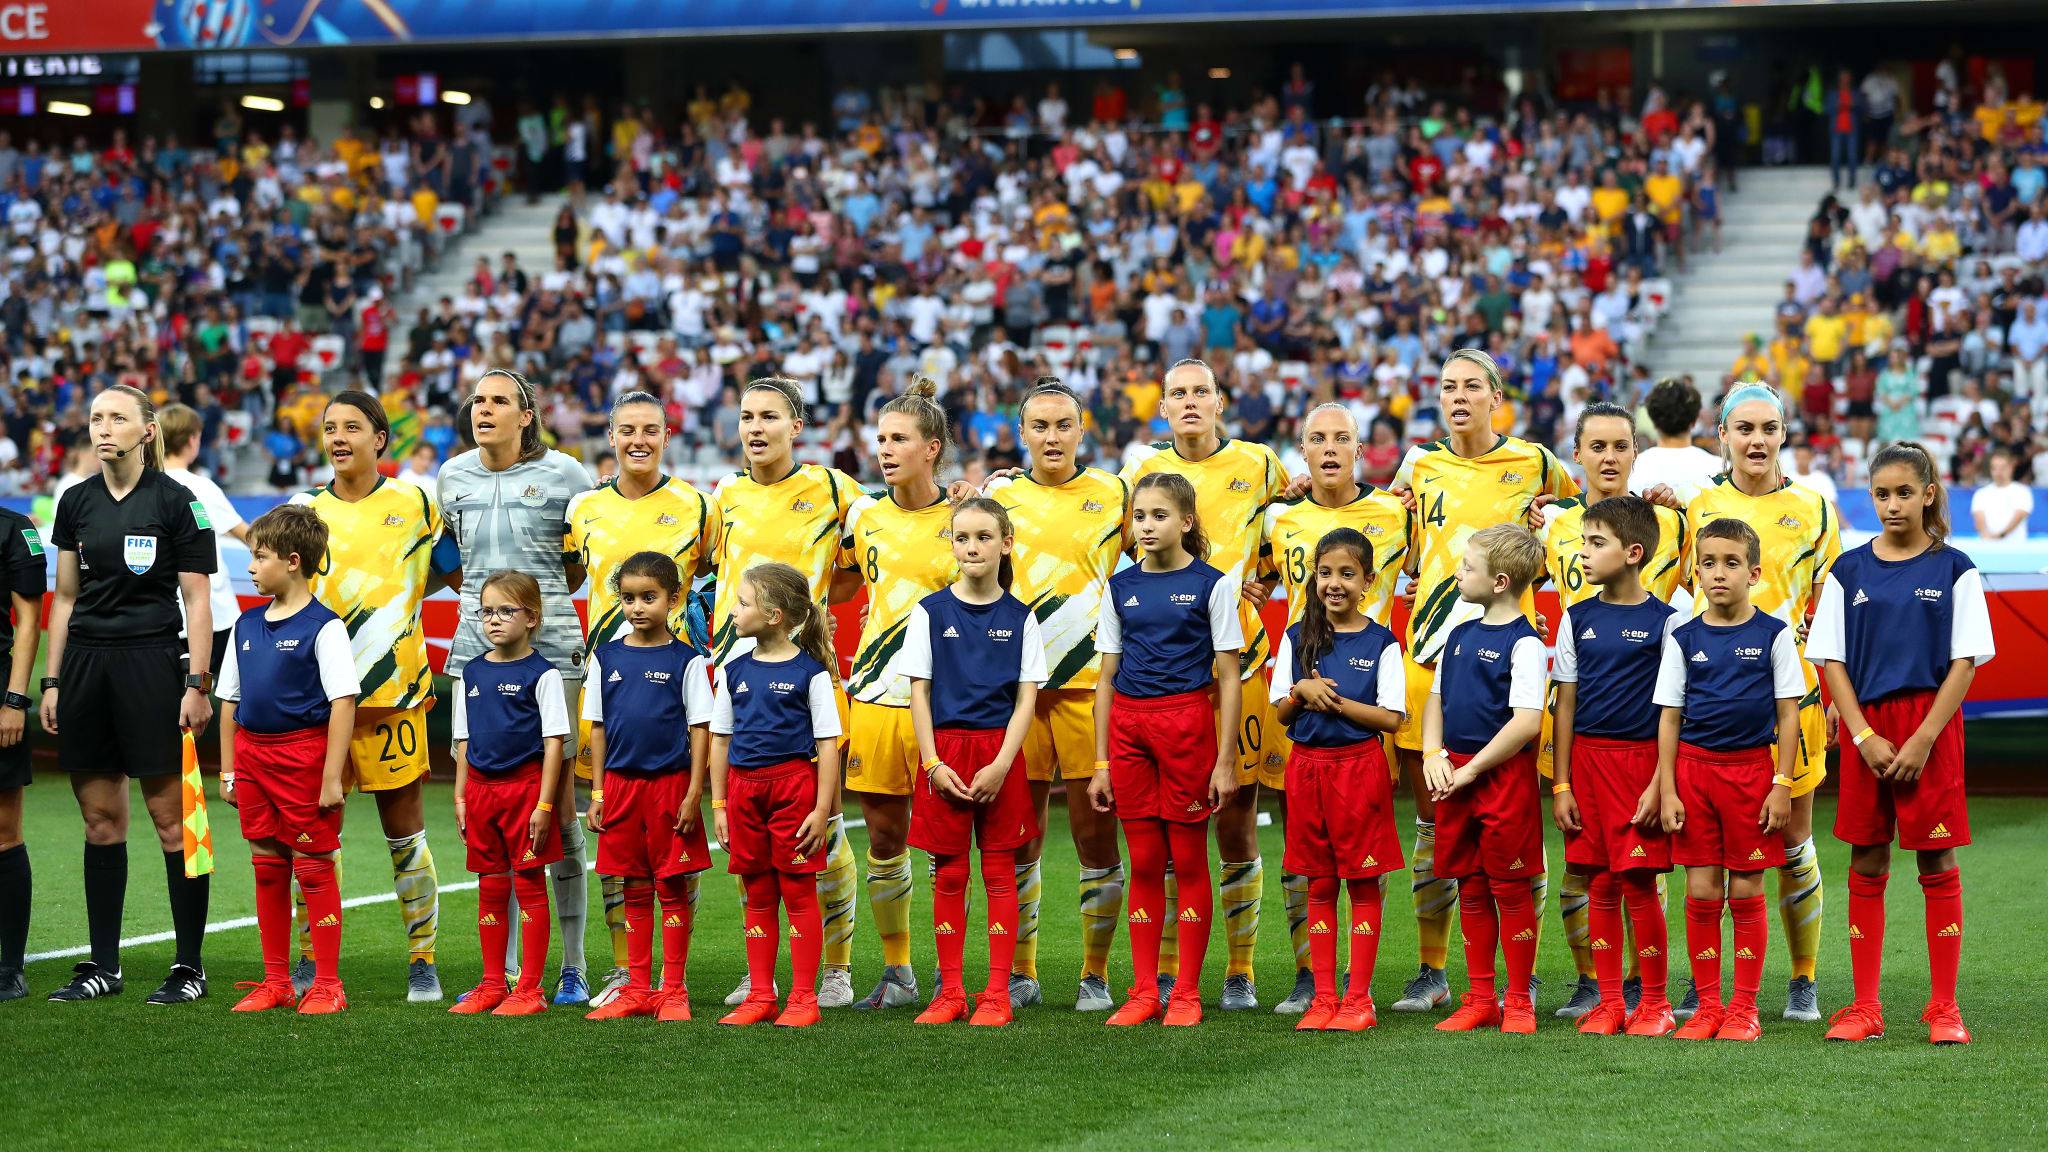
[327,389,392,457]
[1868,440,1950,549]
[744,376,807,424]
[1133,471,1209,562]
[1644,377,1701,439]
[615,550,684,599]
[609,389,665,424]
[1574,400,1636,446]
[1020,376,1084,421]
[1296,528,1374,675]
[952,497,1015,591]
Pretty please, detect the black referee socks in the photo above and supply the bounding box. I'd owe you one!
[84,840,126,972]
[0,842,28,969]
[162,850,209,971]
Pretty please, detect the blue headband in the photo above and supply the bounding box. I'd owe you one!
[1720,383,1783,424]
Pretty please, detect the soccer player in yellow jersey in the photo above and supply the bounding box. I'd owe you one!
[293,392,456,1001]
[840,380,958,1011]
[707,378,863,1010]
[1684,384,1840,1024]
[1120,360,1286,1011]
[1536,401,1686,1020]
[564,391,716,1009]
[1258,403,1409,1015]
[1389,349,1578,1013]
[987,380,1131,1011]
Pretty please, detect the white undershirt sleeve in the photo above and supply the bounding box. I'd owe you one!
[1507,635,1548,711]
[807,670,843,740]
[535,668,571,738]
[1551,608,1580,684]
[1651,632,1688,710]
[1017,614,1049,685]
[580,653,606,723]
[314,618,360,701]
[1377,641,1407,713]
[1950,567,1997,665]
[1208,572,1245,651]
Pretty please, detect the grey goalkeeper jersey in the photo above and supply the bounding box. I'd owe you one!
[438,448,593,680]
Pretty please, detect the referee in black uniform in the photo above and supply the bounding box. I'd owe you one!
[41,385,218,1004]
[0,501,45,1001]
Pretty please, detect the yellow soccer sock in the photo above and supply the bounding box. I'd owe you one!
[1779,837,1824,981]
[1411,821,1455,971]
[1160,867,1179,975]
[602,873,628,970]
[866,850,914,969]
[1559,869,1593,979]
[818,815,859,970]
[1221,856,1263,981]
[1078,864,1123,982]
[1282,871,1312,972]
[387,832,438,964]
[1013,857,1042,980]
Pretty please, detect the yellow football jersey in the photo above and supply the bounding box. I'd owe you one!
[1683,476,1840,624]
[566,476,716,652]
[988,468,1129,691]
[709,463,862,662]
[842,494,958,707]
[1540,497,1688,608]
[1262,486,1411,629]
[1396,435,1579,663]
[291,478,443,710]
[1122,438,1286,680]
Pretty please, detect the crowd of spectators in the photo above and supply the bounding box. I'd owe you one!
[351,67,1758,497]
[1727,60,2048,514]
[0,102,500,495]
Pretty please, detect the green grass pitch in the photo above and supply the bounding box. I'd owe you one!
[6,776,2046,1150]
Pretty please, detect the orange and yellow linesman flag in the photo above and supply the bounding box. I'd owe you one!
[180,731,215,879]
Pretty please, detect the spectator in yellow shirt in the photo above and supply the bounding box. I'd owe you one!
[1804,297,1849,370]
[1730,333,1772,383]
[1921,212,1962,263]
[1591,169,1630,235]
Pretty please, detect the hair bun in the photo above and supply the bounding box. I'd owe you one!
[907,376,939,400]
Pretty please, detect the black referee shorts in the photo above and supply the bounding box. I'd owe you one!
[59,639,185,779]
[0,733,27,790]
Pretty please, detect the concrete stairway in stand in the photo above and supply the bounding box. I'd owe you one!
[390,195,566,321]
[1646,165,1835,387]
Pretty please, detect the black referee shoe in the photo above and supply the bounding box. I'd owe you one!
[48,961,123,1001]
[0,966,26,1001]
[145,964,207,1005]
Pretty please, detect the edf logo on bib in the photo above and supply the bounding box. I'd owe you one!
[123,534,157,574]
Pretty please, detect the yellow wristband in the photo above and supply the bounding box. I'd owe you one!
[711,798,726,810]
[1094,759,1111,772]
[1851,726,1875,747]
[921,757,944,772]
[589,790,604,802]
[535,801,554,813]
[1772,775,1795,788]
[1552,782,1571,795]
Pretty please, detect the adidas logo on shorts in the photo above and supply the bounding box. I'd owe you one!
[1735,947,1756,960]
[1179,907,1203,923]
[1690,651,1708,664]
[790,851,807,864]
[296,833,313,844]
[1124,596,1140,607]
[1512,928,1536,941]
[1938,922,1961,937]
[1630,845,1647,858]
[317,914,339,927]
[1749,848,1766,861]
[942,626,959,638]
[1580,627,1596,641]
[1930,822,1951,839]
[678,847,692,862]
[1508,857,1524,871]
[1853,589,1869,606]
[522,848,537,862]
[1361,855,1377,869]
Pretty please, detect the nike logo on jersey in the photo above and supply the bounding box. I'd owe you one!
[864,526,882,537]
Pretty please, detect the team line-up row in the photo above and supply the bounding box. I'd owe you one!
[3,357,1988,1047]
